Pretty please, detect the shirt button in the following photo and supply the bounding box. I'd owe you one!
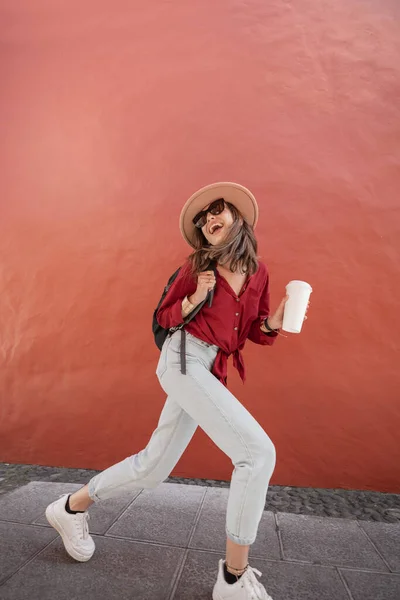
[235,312,239,316]
[234,327,238,331]
[236,298,240,302]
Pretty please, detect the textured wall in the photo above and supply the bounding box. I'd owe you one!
[1,1,399,492]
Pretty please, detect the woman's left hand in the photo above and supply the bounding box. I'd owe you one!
[267,296,310,331]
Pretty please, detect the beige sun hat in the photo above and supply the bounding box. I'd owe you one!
[179,182,258,248]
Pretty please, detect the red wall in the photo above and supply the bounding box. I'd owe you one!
[1,0,399,492]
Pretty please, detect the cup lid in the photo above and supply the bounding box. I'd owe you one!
[286,280,313,292]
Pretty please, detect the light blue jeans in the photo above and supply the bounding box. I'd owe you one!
[88,330,276,545]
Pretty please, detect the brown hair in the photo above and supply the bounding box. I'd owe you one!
[187,202,259,275]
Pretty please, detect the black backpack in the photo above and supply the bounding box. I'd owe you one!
[152,261,217,350]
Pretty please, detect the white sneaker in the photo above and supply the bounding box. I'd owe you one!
[213,559,273,600]
[45,494,95,562]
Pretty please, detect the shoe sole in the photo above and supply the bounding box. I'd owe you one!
[45,503,94,563]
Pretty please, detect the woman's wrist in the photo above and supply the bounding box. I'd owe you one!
[261,317,279,333]
[188,293,202,307]
[182,296,195,318]
[181,293,204,319]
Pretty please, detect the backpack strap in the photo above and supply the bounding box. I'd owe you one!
[179,260,217,375]
[180,329,187,375]
[207,260,217,307]
[177,260,217,327]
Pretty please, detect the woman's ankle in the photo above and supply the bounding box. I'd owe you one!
[225,538,250,574]
[69,486,94,512]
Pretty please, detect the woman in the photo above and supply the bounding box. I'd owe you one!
[45,182,306,600]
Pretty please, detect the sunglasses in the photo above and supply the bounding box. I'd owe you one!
[192,198,225,229]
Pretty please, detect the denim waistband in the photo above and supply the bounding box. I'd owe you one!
[185,331,219,351]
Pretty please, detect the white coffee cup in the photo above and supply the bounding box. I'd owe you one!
[282,280,312,333]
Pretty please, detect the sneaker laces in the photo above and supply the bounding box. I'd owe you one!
[79,512,90,540]
[242,566,272,600]
[71,512,90,540]
[59,495,90,540]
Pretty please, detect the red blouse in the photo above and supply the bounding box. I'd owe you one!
[156,260,278,386]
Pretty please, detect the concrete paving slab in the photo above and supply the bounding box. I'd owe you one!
[340,568,400,600]
[106,483,206,546]
[0,522,56,585]
[277,513,388,570]
[189,487,281,559]
[359,521,400,572]
[172,550,220,600]
[173,550,350,600]
[0,535,184,600]
[34,488,141,535]
[0,482,81,524]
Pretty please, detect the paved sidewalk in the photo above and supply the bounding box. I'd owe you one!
[2,462,400,523]
[0,481,399,600]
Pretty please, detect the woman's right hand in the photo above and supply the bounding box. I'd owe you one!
[189,271,216,305]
